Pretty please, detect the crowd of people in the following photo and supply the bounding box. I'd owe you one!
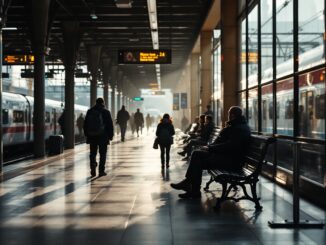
[62,98,252,202]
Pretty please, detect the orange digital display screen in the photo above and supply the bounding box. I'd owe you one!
[4,55,35,64]
[118,50,171,64]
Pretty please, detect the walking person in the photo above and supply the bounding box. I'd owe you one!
[134,108,144,137]
[145,113,152,134]
[156,114,175,169]
[76,113,85,137]
[116,105,130,142]
[84,98,114,177]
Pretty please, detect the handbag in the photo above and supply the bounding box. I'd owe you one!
[153,137,159,149]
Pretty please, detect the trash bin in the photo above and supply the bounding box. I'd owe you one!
[48,135,64,155]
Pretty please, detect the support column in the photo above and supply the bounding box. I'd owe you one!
[117,70,123,110]
[221,0,238,124]
[200,31,213,114]
[87,46,102,107]
[25,0,51,158]
[191,53,200,121]
[62,21,81,149]
[102,58,111,108]
[110,66,117,118]
[0,0,4,172]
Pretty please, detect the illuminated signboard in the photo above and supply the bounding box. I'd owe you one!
[4,55,35,65]
[133,97,144,101]
[240,52,258,63]
[118,50,171,64]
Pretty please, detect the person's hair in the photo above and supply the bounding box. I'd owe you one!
[122,105,125,110]
[161,113,172,123]
[96,97,104,105]
[199,114,205,120]
[229,106,243,118]
[205,115,213,122]
[206,104,211,109]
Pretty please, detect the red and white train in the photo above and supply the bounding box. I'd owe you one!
[2,92,88,146]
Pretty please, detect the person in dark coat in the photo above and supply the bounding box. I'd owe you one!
[156,113,175,169]
[171,106,251,199]
[84,97,114,177]
[116,105,130,142]
[134,108,144,137]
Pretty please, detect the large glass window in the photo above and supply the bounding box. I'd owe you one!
[298,0,324,71]
[276,78,293,136]
[276,0,293,78]
[248,88,258,131]
[299,68,325,139]
[248,6,258,87]
[240,92,247,119]
[240,19,247,90]
[261,83,273,133]
[261,0,273,83]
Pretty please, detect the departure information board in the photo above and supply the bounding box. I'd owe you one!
[4,55,35,64]
[118,50,171,64]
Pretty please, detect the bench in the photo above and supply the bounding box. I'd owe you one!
[203,134,276,210]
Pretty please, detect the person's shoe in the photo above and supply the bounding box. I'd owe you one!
[178,191,201,199]
[90,169,96,177]
[177,151,186,156]
[98,172,107,177]
[170,179,191,192]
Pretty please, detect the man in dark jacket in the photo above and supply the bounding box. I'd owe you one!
[116,105,130,142]
[134,108,144,137]
[171,106,251,198]
[84,98,114,177]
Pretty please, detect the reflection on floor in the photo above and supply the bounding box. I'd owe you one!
[0,133,325,245]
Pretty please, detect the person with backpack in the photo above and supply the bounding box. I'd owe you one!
[116,105,130,142]
[83,98,114,177]
[155,113,175,169]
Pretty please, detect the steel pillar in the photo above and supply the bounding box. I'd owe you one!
[87,46,102,107]
[102,58,111,108]
[110,66,117,118]
[62,21,81,149]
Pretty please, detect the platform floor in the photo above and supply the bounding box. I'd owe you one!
[0,132,325,245]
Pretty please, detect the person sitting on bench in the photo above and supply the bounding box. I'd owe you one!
[171,106,251,199]
[178,114,215,160]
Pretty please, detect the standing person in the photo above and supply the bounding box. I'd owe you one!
[84,98,114,177]
[204,104,213,117]
[145,113,152,134]
[116,105,130,142]
[76,113,85,137]
[58,109,65,136]
[134,108,144,137]
[156,114,175,169]
[129,113,135,135]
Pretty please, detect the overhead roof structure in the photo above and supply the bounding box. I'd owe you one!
[3,0,213,90]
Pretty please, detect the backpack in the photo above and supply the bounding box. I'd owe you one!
[86,109,105,136]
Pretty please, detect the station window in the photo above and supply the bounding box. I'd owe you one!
[315,94,325,119]
[45,111,51,123]
[285,100,293,119]
[2,109,8,124]
[13,110,24,123]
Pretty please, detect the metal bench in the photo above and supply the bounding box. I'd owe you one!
[203,134,276,210]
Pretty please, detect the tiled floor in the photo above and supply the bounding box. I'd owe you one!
[0,132,325,245]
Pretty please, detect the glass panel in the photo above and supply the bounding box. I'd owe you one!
[262,83,273,133]
[248,88,258,131]
[300,143,325,184]
[276,77,293,135]
[240,92,247,120]
[213,44,222,127]
[248,6,258,87]
[276,0,293,78]
[261,0,273,83]
[13,110,24,123]
[298,0,324,71]
[2,109,8,124]
[299,68,325,139]
[240,19,247,90]
[45,111,51,123]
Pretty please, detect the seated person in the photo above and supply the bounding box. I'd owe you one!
[178,114,215,159]
[171,106,251,199]
[181,116,200,142]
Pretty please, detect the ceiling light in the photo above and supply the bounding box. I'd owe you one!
[90,10,98,20]
[3,27,17,30]
[115,0,133,8]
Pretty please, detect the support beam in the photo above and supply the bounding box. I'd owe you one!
[102,58,111,108]
[190,53,200,122]
[87,46,102,107]
[62,21,81,149]
[110,65,118,118]
[25,0,51,158]
[0,0,4,172]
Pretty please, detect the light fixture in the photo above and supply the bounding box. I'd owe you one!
[2,27,17,30]
[90,10,98,20]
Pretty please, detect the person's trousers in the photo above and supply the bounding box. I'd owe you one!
[159,144,171,164]
[119,124,127,141]
[90,143,108,173]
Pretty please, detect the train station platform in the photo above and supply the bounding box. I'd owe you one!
[0,133,325,245]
